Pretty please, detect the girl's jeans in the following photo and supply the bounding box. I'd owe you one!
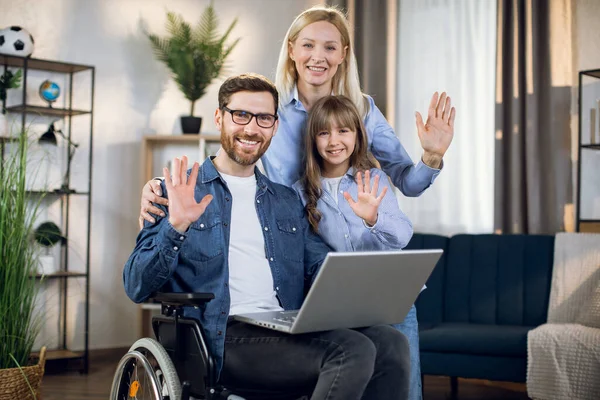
[393,304,422,400]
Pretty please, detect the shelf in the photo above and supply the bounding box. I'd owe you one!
[579,220,600,233]
[26,189,89,196]
[143,134,220,144]
[581,69,600,79]
[0,54,93,73]
[5,104,91,117]
[35,271,87,280]
[32,349,85,361]
[582,144,600,150]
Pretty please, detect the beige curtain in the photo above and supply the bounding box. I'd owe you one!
[494,0,573,234]
[326,0,391,115]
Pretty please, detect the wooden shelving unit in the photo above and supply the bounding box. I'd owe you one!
[1,54,94,373]
[4,104,91,116]
[577,68,600,233]
[141,133,220,185]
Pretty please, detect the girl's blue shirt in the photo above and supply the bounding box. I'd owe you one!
[292,167,413,252]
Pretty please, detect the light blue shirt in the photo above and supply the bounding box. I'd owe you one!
[263,87,441,192]
[292,167,414,252]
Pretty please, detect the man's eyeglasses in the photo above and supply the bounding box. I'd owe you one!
[222,106,278,128]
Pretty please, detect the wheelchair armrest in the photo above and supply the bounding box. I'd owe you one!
[153,292,215,307]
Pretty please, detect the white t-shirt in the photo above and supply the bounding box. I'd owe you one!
[321,176,344,205]
[219,172,283,315]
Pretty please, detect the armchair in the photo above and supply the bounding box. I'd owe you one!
[526,233,600,400]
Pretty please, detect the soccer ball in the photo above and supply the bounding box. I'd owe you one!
[0,26,35,57]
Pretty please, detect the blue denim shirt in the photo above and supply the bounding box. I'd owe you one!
[123,157,332,376]
[262,88,441,193]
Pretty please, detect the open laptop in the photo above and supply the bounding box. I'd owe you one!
[234,249,442,334]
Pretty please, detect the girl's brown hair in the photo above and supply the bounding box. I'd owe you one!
[301,95,375,232]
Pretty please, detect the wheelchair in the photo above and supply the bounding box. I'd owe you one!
[110,292,311,400]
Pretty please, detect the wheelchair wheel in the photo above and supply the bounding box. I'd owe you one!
[110,337,181,400]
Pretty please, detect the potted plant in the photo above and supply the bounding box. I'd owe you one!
[145,3,240,134]
[34,221,63,275]
[0,130,46,399]
[0,69,22,136]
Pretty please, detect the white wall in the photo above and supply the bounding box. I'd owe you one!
[572,0,600,74]
[0,0,321,350]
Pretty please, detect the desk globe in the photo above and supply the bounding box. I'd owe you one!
[39,80,60,106]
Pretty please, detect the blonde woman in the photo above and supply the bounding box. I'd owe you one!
[266,6,455,192]
[138,6,455,399]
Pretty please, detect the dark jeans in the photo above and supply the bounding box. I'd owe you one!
[220,321,410,400]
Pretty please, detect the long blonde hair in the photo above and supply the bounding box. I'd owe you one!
[275,5,368,117]
[302,95,376,232]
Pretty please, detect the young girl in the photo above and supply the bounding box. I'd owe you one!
[293,95,414,250]
[292,94,420,380]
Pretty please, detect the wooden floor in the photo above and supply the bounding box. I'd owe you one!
[40,352,530,400]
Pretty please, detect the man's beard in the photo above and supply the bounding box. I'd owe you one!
[221,133,271,166]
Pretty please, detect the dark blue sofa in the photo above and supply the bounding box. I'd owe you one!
[406,233,555,392]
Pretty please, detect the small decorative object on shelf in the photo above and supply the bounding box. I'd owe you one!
[34,221,63,275]
[39,79,60,107]
[38,121,79,192]
[592,98,600,145]
[145,3,240,134]
[591,107,596,145]
[0,26,34,57]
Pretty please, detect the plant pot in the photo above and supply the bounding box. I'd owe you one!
[0,347,46,400]
[181,116,202,134]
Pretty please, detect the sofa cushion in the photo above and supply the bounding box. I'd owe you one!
[443,234,554,326]
[419,323,533,357]
[410,234,555,329]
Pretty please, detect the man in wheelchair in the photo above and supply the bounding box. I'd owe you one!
[121,73,410,400]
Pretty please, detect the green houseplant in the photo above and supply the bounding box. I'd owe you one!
[0,69,22,136]
[0,131,46,399]
[0,69,22,113]
[146,4,240,134]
